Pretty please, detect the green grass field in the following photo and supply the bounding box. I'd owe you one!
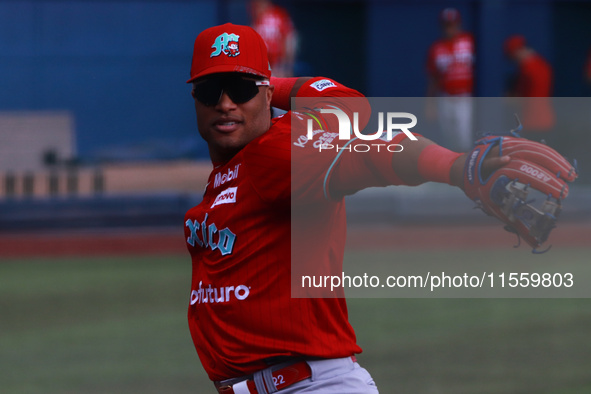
[1,252,591,393]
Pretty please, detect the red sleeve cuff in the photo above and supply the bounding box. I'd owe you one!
[270,77,299,110]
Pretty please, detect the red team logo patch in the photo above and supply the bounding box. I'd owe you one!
[211,32,241,57]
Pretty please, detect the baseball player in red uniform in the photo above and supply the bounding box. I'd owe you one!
[184,23,576,393]
[426,8,475,152]
[504,35,554,132]
[250,0,296,77]
[584,46,591,85]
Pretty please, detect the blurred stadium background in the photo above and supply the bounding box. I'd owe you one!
[1,0,591,393]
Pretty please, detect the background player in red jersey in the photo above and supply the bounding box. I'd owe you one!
[184,23,575,394]
[249,0,297,77]
[504,34,555,133]
[584,45,591,85]
[504,35,553,98]
[585,46,591,128]
[426,8,475,152]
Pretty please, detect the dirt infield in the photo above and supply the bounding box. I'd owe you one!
[0,228,187,259]
[1,222,589,259]
[346,221,591,250]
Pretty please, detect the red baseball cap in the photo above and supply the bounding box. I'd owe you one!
[440,8,461,24]
[187,23,271,83]
[504,35,526,57]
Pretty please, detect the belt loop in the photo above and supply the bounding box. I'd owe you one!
[262,368,278,393]
[253,370,268,394]
[232,380,251,394]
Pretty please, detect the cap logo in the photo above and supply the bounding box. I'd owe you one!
[211,33,240,58]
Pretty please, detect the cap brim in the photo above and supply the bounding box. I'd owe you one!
[187,64,269,83]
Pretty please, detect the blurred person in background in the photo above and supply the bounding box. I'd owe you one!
[426,7,475,152]
[504,35,554,134]
[250,0,297,77]
[585,45,591,85]
[584,45,591,127]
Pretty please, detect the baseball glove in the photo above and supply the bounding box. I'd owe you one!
[464,135,577,252]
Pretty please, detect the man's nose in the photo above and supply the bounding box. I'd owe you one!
[216,91,238,110]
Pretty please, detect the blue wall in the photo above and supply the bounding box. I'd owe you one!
[1,0,590,162]
[0,0,217,160]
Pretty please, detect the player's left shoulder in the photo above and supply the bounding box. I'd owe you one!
[299,77,365,99]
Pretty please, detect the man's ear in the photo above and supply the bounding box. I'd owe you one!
[266,85,275,110]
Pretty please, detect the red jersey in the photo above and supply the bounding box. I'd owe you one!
[515,53,553,97]
[514,53,554,130]
[185,78,408,381]
[252,5,294,67]
[427,32,474,95]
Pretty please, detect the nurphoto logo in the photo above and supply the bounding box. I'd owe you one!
[306,107,418,152]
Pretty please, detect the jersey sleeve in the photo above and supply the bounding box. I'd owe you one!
[291,114,421,202]
[323,132,417,200]
[290,77,425,201]
[296,77,364,99]
[294,77,372,142]
[289,78,378,202]
[262,77,420,204]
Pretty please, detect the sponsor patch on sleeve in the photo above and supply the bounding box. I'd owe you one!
[310,79,337,92]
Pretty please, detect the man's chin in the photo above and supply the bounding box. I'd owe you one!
[211,140,247,160]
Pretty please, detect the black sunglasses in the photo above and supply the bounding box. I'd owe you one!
[192,75,270,106]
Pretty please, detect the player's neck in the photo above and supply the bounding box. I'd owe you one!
[208,145,242,166]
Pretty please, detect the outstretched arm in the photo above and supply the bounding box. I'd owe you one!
[328,135,510,198]
[272,76,509,195]
[392,136,510,190]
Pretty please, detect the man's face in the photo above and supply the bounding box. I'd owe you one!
[442,21,460,39]
[193,73,274,163]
